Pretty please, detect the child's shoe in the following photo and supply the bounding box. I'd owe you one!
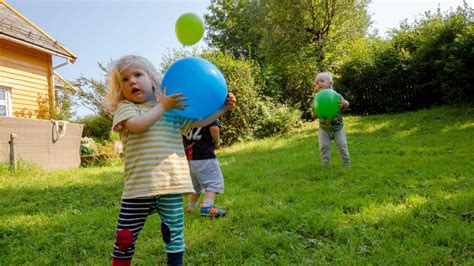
[200,204,226,217]
[185,207,194,213]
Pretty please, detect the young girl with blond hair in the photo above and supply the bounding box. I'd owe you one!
[105,55,235,266]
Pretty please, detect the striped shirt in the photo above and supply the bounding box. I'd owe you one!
[112,100,195,199]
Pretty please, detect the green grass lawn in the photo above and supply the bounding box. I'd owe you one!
[1,106,473,264]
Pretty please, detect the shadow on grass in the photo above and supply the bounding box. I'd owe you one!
[182,184,472,264]
[184,159,472,264]
[0,169,123,219]
[0,198,118,264]
[346,106,474,138]
[0,169,125,264]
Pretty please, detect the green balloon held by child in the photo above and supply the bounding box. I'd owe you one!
[312,89,340,120]
[175,13,204,46]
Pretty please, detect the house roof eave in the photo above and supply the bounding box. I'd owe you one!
[0,34,76,63]
[54,72,77,92]
[0,0,77,63]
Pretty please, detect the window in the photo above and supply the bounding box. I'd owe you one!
[0,87,12,117]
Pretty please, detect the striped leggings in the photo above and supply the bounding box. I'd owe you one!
[111,194,185,260]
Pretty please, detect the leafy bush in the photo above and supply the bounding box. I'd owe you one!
[75,114,112,141]
[80,153,122,168]
[253,99,302,139]
[80,137,97,156]
[204,52,303,143]
[161,50,302,145]
[80,145,95,156]
[202,51,262,144]
[336,6,474,114]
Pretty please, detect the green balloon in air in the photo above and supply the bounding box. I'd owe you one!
[175,13,204,46]
[312,89,340,120]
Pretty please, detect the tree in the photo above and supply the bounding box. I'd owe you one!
[72,63,111,120]
[206,0,370,116]
[337,4,474,114]
[53,88,76,120]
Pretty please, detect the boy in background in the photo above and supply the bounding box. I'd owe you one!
[183,120,227,217]
[312,72,351,167]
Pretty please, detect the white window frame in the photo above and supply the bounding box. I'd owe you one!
[0,86,13,117]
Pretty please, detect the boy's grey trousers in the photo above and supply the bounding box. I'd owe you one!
[318,127,350,167]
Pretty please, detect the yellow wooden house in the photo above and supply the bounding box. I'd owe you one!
[0,0,77,119]
[0,0,84,170]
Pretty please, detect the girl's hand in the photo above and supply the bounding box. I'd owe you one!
[224,93,236,111]
[161,87,188,111]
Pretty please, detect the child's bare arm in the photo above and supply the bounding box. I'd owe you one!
[124,89,188,133]
[209,125,221,149]
[190,93,236,128]
[122,104,167,133]
[338,99,349,108]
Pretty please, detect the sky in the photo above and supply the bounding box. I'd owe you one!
[5,0,472,117]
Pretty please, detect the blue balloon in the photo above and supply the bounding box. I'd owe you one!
[162,57,228,119]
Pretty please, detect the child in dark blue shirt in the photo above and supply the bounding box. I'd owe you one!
[183,120,226,217]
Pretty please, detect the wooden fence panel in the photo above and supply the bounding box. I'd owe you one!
[0,117,83,170]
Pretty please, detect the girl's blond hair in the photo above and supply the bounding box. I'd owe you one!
[104,55,162,113]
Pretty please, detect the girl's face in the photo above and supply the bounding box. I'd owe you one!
[120,65,156,104]
[315,77,332,91]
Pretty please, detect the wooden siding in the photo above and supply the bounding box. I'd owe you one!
[0,39,53,119]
